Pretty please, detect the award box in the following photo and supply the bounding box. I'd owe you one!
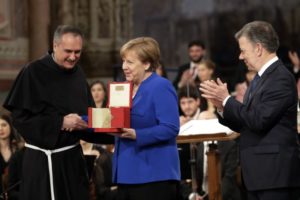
[88,82,132,132]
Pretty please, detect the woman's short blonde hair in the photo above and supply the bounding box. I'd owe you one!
[120,37,161,71]
[199,59,216,71]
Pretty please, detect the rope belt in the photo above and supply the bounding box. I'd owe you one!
[25,143,79,200]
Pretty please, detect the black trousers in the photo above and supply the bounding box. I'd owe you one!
[117,181,179,200]
[247,188,300,200]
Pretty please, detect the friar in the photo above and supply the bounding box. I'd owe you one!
[3,25,113,200]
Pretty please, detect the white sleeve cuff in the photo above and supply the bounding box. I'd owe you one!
[294,66,300,73]
[222,95,231,107]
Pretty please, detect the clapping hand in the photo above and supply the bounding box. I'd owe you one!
[199,78,229,110]
[178,70,195,88]
[288,50,300,69]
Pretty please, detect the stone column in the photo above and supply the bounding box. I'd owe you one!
[115,0,132,47]
[115,0,121,42]
[60,0,73,25]
[90,0,99,41]
[28,0,50,61]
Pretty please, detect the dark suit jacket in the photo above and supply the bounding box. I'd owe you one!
[173,63,200,90]
[219,59,300,191]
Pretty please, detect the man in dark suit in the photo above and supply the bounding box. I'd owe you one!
[200,21,300,200]
[173,40,206,90]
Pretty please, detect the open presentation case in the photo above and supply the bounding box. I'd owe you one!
[88,82,132,133]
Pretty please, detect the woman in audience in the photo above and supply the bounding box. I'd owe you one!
[196,60,217,119]
[196,60,215,83]
[90,80,107,108]
[0,114,22,196]
[80,80,116,200]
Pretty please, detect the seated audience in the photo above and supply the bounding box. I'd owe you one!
[232,69,256,103]
[7,147,25,200]
[87,80,116,200]
[178,85,215,125]
[288,50,300,101]
[196,60,218,118]
[245,70,256,86]
[80,140,116,200]
[0,114,23,198]
[234,82,247,103]
[177,86,241,200]
[288,50,300,81]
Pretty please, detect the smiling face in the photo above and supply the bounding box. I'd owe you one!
[189,45,205,63]
[238,36,260,71]
[53,33,83,70]
[122,50,150,85]
[0,118,11,140]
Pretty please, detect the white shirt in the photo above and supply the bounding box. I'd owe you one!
[190,62,199,79]
[222,56,279,107]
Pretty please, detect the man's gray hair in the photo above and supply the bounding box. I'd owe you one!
[53,25,84,43]
[235,21,279,53]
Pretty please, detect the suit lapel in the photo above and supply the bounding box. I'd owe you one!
[245,76,265,106]
[245,60,281,107]
[243,86,251,105]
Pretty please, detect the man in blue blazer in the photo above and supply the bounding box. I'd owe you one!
[200,21,300,200]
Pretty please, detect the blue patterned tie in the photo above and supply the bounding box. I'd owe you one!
[248,74,260,99]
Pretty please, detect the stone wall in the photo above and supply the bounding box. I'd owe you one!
[1,0,300,105]
[132,0,300,89]
[0,0,29,92]
[50,0,132,77]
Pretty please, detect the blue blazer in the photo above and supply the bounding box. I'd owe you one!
[220,60,300,191]
[112,73,180,184]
